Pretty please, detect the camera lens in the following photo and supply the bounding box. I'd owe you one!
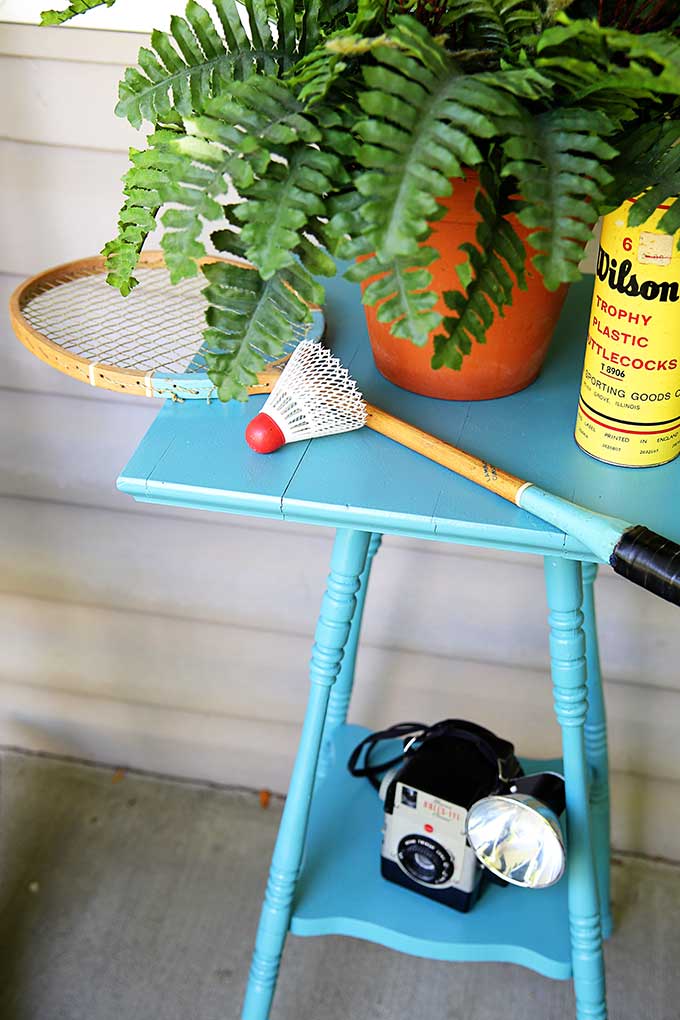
[397,835,454,885]
[412,851,436,877]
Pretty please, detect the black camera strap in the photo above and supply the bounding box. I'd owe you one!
[347,719,521,792]
[347,721,428,790]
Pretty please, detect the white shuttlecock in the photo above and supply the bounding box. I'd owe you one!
[245,341,367,453]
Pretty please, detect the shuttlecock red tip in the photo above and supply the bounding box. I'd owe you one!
[246,412,286,454]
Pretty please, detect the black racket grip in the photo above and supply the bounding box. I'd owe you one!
[610,525,680,606]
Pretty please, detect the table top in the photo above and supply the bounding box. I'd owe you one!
[118,273,680,558]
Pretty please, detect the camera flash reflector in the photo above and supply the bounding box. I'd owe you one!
[466,792,566,889]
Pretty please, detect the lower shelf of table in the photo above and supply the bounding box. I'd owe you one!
[290,724,572,980]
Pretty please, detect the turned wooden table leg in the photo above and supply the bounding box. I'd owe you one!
[581,562,612,939]
[317,532,382,780]
[242,528,371,1020]
[545,557,607,1020]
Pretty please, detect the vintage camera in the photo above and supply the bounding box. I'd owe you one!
[349,720,524,912]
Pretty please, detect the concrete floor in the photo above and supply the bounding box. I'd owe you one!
[0,748,678,1020]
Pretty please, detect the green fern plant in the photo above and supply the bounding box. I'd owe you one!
[42,0,680,399]
[40,0,116,25]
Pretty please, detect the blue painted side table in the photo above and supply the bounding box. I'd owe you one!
[118,275,680,1020]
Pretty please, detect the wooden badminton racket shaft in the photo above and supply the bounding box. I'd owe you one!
[364,404,527,505]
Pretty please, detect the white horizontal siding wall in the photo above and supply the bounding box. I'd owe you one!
[1,22,678,860]
[0,1,176,31]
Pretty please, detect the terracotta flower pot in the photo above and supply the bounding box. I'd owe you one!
[360,174,569,400]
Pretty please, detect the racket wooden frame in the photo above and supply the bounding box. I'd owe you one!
[9,252,317,400]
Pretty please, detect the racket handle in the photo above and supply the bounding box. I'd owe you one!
[364,404,526,503]
[610,526,680,606]
[367,406,680,607]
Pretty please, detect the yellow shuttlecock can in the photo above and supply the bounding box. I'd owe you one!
[575,197,680,467]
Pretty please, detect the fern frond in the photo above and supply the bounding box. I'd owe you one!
[40,0,116,25]
[104,75,343,295]
[181,79,347,277]
[290,0,393,104]
[322,16,552,350]
[353,16,550,263]
[102,176,161,297]
[288,46,348,105]
[602,119,680,241]
[301,0,322,50]
[437,0,542,51]
[102,130,227,293]
[333,195,442,346]
[633,183,680,240]
[289,18,378,106]
[604,119,680,212]
[582,0,680,34]
[200,254,323,401]
[345,247,442,346]
[319,0,356,26]
[234,148,347,277]
[537,17,680,102]
[116,0,298,129]
[501,107,618,289]
[432,168,527,369]
[201,74,321,147]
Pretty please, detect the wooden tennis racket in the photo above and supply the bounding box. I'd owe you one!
[9,252,325,401]
[12,257,679,605]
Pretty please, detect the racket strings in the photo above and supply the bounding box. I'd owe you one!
[21,266,311,377]
[22,269,209,375]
